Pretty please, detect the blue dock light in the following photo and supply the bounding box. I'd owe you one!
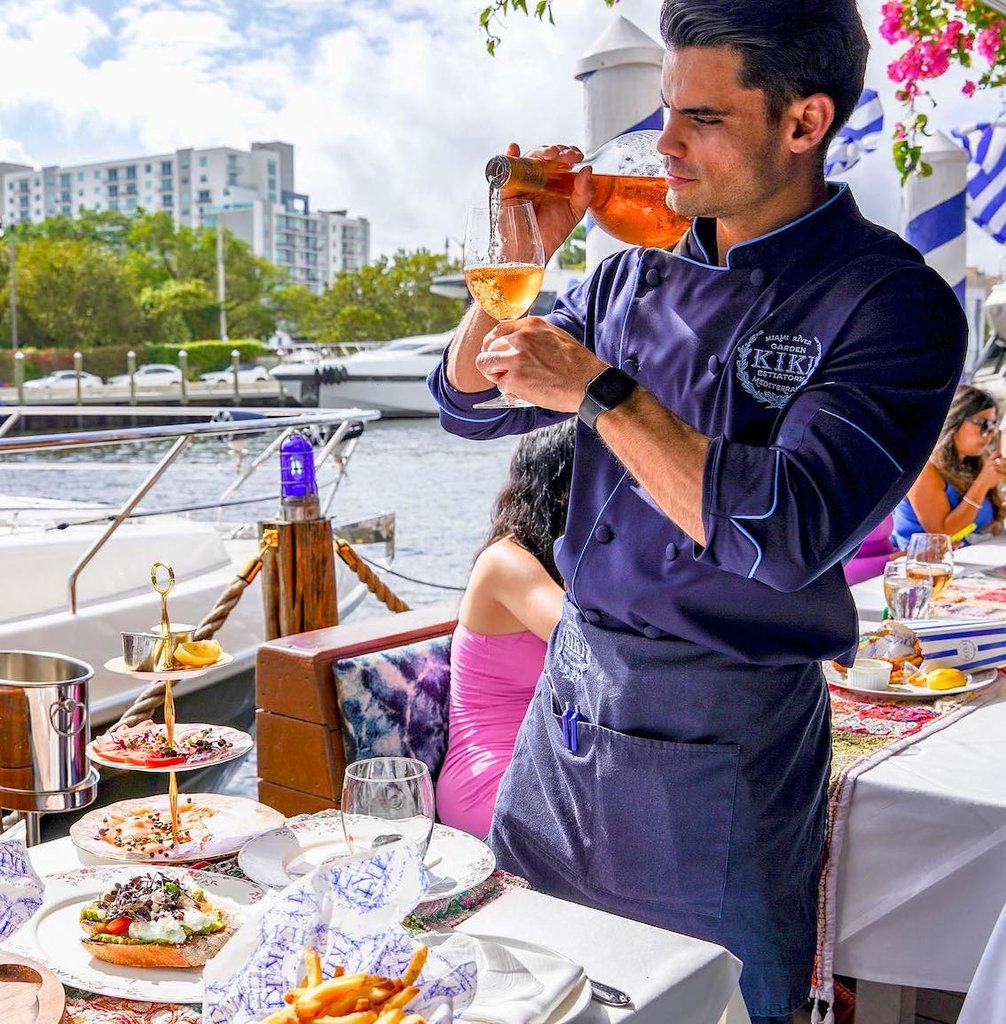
[280,430,320,520]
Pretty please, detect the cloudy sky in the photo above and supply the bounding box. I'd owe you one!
[0,0,1003,270]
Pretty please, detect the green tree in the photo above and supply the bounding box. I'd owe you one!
[0,237,142,349]
[306,250,463,343]
[558,223,586,269]
[139,278,218,345]
[479,0,617,53]
[271,284,318,334]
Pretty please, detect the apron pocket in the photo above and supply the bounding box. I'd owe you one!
[576,719,739,919]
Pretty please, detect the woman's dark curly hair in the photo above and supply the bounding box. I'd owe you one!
[931,384,1003,518]
[478,419,576,586]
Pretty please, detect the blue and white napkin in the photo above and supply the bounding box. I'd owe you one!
[203,841,476,1023]
[0,822,44,941]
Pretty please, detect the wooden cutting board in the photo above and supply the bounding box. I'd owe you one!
[0,952,66,1024]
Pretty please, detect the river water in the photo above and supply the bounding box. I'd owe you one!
[0,417,519,610]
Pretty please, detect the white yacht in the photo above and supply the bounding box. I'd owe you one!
[271,333,450,418]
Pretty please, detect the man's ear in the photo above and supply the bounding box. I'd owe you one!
[786,93,835,155]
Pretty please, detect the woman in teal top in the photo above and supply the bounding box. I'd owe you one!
[892,385,1006,550]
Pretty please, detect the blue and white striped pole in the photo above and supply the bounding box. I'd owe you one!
[904,130,968,306]
[575,17,664,269]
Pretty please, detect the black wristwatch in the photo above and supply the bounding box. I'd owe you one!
[578,366,638,432]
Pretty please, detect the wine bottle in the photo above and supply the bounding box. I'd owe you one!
[485,130,690,249]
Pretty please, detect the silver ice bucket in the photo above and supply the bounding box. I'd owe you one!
[0,651,99,817]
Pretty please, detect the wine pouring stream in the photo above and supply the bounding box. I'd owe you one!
[467,130,692,410]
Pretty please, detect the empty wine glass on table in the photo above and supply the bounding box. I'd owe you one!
[906,533,954,602]
[341,756,436,858]
[883,561,932,620]
[463,198,545,410]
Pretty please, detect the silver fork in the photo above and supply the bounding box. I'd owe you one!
[589,978,633,1007]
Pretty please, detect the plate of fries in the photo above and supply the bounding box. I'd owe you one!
[258,945,438,1024]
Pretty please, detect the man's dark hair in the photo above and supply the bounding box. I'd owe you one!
[659,0,869,154]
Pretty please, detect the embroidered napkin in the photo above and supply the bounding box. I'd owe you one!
[429,933,586,1024]
[0,822,44,941]
[202,841,476,1023]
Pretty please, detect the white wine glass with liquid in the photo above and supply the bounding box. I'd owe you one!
[463,198,545,410]
[341,756,436,858]
[883,561,932,620]
[906,532,954,602]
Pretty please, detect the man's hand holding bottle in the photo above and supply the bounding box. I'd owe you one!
[500,142,595,262]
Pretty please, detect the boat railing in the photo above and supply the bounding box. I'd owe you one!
[0,406,382,614]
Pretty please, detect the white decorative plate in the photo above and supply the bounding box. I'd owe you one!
[86,724,253,774]
[825,664,998,700]
[3,865,264,1003]
[70,794,284,863]
[238,818,496,900]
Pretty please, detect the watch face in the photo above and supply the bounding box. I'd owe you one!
[591,367,636,409]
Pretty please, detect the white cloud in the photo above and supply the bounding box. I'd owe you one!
[0,0,1002,271]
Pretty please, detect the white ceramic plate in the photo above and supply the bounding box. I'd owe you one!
[70,794,285,863]
[3,865,265,1003]
[423,933,591,1024]
[238,818,496,900]
[825,664,998,700]
[104,652,234,681]
[86,724,253,773]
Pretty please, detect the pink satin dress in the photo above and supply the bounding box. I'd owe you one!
[436,623,546,839]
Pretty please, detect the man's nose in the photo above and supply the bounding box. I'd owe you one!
[655,113,686,160]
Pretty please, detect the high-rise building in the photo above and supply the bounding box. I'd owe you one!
[0,141,369,294]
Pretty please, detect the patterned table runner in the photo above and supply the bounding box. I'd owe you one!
[810,674,1006,1021]
[61,809,526,1023]
[930,566,1006,619]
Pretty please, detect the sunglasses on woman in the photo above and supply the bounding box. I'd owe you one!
[965,416,999,436]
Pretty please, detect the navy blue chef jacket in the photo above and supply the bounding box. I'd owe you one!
[427,183,968,1015]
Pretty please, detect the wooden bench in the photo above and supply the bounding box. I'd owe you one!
[254,601,459,816]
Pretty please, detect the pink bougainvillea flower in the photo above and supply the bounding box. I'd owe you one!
[962,79,978,96]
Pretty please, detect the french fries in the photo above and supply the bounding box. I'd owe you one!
[261,946,431,1024]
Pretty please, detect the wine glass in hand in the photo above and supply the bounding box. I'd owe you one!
[464,198,545,410]
[906,533,954,602]
[341,756,436,858]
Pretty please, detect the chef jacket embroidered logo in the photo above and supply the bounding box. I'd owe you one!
[736,330,822,409]
[555,619,591,684]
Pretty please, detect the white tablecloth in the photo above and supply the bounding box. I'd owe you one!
[832,686,1006,991]
[958,897,1006,1024]
[461,888,749,1024]
[25,837,749,1024]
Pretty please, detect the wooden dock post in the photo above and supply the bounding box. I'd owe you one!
[260,520,339,641]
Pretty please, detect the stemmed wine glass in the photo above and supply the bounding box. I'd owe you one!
[341,756,436,858]
[463,198,545,410]
[883,561,932,620]
[905,533,954,603]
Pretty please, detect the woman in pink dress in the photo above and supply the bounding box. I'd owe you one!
[437,420,575,839]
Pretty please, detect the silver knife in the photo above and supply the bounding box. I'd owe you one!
[589,978,633,1007]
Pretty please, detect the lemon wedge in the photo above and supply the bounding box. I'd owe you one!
[923,667,967,691]
[173,639,223,668]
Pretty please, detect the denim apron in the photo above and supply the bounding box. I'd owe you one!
[489,600,831,1018]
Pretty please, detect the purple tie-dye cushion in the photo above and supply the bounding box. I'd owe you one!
[334,636,451,777]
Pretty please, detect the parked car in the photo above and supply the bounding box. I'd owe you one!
[108,363,183,386]
[23,369,104,390]
[199,363,271,385]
